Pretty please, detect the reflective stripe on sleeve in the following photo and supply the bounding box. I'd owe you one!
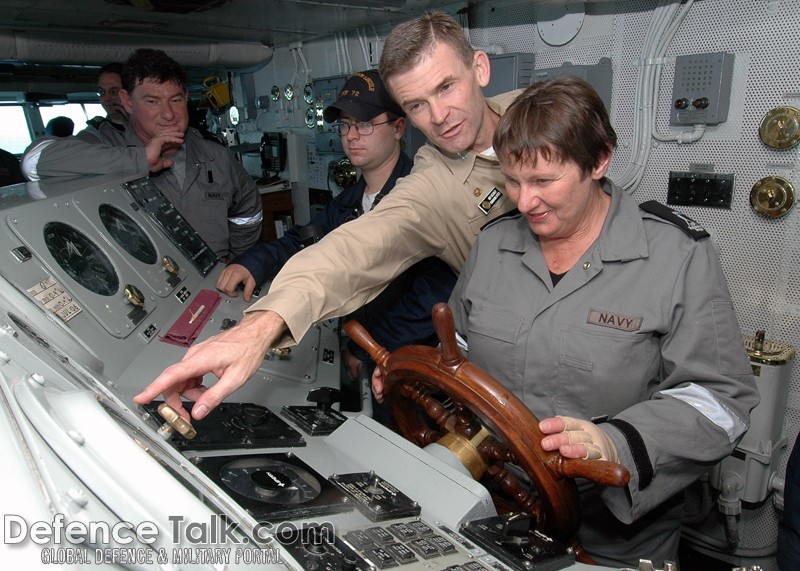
[229,211,263,227]
[660,383,747,444]
[455,331,469,353]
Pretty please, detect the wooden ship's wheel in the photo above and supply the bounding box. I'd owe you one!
[344,302,629,560]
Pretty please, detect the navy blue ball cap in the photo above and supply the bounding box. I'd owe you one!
[323,69,404,123]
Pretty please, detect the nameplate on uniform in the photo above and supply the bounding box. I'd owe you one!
[587,309,642,332]
[478,187,503,215]
[639,200,710,240]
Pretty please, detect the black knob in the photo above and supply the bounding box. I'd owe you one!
[342,554,358,571]
[304,527,327,555]
[307,387,341,412]
[243,405,267,427]
[500,512,534,545]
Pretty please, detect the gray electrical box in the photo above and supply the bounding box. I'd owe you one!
[484,52,536,97]
[532,58,613,111]
[669,52,734,126]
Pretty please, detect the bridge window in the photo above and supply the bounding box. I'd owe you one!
[39,103,105,137]
[0,105,31,154]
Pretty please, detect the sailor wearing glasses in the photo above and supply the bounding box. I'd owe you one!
[216,70,456,418]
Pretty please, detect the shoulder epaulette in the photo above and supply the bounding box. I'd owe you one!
[86,116,126,132]
[86,116,107,130]
[638,200,709,240]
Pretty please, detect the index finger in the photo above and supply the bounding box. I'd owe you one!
[133,357,212,406]
[215,270,240,297]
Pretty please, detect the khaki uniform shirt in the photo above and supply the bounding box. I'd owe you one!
[248,90,522,345]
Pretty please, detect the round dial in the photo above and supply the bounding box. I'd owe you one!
[303,83,314,105]
[750,176,795,218]
[270,85,281,101]
[305,107,316,129]
[99,204,157,264]
[759,106,800,149]
[284,83,294,101]
[220,458,321,505]
[328,157,358,196]
[44,222,119,296]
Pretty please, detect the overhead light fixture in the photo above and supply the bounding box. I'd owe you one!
[100,19,167,32]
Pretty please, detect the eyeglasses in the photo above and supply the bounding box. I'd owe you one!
[331,119,393,136]
[97,87,121,97]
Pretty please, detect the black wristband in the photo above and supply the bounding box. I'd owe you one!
[606,418,654,490]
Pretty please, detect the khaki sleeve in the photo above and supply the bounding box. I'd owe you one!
[245,171,448,344]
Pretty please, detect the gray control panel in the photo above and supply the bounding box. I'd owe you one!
[0,174,604,571]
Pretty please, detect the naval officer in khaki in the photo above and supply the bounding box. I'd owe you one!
[135,12,518,421]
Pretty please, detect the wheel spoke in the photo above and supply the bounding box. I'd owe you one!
[453,402,483,438]
[400,382,453,429]
[478,436,516,464]
[487,463,542,519]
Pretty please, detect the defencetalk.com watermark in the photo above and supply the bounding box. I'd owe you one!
[2,514,332,565]
[37,546,281,566]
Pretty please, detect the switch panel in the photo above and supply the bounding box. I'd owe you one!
[669,52,735,126]
[667,171,735,208]
[312,74,348,154]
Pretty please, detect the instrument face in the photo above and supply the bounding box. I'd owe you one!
[759,106,800,150]
[44,221,119,297]
[99,204,158,265]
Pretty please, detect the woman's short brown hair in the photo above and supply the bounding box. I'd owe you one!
[493,75,617,177]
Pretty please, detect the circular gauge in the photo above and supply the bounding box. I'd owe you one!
[284,83,295,101]
[99,204,157,264]
[220,458,321,505]
[270,85,281,101]
[328,157,358,197]
[759,106,800,149]
[44,222,119,296]
[750,176,795,218]
[305,107,316,129]
[303,83,314,105]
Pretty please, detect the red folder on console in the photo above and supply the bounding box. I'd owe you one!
[160,289,221,347]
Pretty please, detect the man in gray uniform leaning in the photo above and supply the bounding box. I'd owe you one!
[21,49,262,261]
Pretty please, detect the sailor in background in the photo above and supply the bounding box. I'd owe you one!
[80,62,129,136]
[216,70,456,420]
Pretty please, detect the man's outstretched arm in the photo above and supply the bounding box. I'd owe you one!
[133,310,285,421]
